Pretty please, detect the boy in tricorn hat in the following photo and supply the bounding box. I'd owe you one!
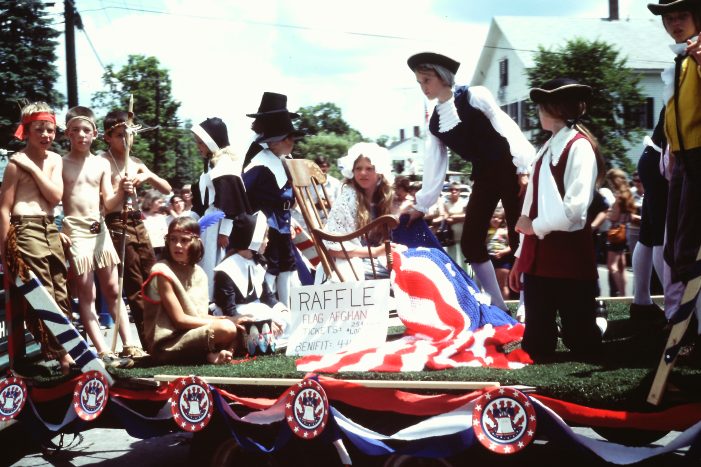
[405,52,535,313]
[509,78,607,362]
[647,0,701,323]
[243,104,304,307]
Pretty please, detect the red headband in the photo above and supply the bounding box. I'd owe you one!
[14,112,57,140]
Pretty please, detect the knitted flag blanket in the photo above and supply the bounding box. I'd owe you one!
[296,246,531,372]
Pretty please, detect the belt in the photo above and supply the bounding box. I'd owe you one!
[10,214,55,224]
[105,210,143,223]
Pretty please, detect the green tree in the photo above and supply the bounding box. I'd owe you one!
[293,132,363,178]
[92,55,200,188]
[292,102,365,172]
[0,0,63,149]
[527,38,645,173]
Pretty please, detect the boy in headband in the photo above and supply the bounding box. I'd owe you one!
[0,101,74,373]
[101,109,171,345]
[61,106,140,366]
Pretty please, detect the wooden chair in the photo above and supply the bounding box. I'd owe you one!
[285,158,398,282]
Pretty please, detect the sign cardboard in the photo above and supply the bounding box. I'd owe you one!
[286,279,390,356]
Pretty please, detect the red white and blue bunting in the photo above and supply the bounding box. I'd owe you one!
[3,373,701,464]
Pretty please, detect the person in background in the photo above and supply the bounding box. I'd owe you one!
[487,206,513,303]
[605,168,638,297]
[313,155,342,210]
[141,189,169,258]
[405,52,535,312]
[178,184,200,221]
[509,78,607,362]
[392,176,415,213]
[439,182,467,266]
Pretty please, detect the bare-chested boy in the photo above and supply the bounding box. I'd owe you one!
[101,110,171,344]
[0,102,73,373]
[61,106,141,367]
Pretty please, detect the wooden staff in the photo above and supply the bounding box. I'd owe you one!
[111,95,134,353]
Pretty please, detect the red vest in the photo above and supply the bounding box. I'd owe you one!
[518,133,597,280]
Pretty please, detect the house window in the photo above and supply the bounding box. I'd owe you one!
[625,97,655,129]
[499,59,508,88]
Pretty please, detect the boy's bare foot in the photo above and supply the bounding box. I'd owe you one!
[207,350,233,365]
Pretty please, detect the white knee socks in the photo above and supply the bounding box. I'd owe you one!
[471,260,508,311]
[632,243,654,305]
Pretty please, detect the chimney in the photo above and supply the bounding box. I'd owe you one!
[413,125,420,137]
[399,129,405,141]
[608,0,619,20]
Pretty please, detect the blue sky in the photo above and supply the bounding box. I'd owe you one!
[48,0,655,153]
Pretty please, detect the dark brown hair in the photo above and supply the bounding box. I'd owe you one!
[162,217,204,265]
[103,110,129,135]
[538,99,605,186]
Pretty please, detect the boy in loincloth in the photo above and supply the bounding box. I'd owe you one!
[101,110,171,345]
[61,106,141,366]
[0,102,74,374]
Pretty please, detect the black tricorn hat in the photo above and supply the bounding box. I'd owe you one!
[648,0,701,15]
[529,78,592,104]
[407,52,460,74]
[246,92,300,118]
[255,112,305,144]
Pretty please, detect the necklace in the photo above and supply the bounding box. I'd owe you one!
[107,149,126,180]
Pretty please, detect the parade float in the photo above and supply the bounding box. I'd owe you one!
[2,159,700,466]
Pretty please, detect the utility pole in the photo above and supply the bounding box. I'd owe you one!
[65,0,78,107]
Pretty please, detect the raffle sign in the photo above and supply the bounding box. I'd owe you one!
[286,279,390,356]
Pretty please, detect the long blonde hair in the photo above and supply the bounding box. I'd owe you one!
[345,156,394,244]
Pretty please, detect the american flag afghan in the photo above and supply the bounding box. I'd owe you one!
[296,247,531,372]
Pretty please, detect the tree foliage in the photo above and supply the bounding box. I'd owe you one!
[92,55,200,188]
[0,0,63,149]
[292,102,364,174]
[527,38,645,172]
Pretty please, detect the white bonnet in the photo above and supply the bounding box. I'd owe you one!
[337,142,394,184]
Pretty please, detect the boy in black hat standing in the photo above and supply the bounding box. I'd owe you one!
[244,92,300,169]
[242,107,304,307]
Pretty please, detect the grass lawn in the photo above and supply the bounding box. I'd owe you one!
[101,298,701,412]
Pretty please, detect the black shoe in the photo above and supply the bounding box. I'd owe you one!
[595,300,608,337]
[629,303,666,323]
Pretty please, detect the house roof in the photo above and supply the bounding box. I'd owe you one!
[472,16,673,84]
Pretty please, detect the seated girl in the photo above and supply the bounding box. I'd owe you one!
[213,212,290,341]
[141,217,251,364]
[319,142,405,283]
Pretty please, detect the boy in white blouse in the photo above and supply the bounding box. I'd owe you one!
[509,78,607,362]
